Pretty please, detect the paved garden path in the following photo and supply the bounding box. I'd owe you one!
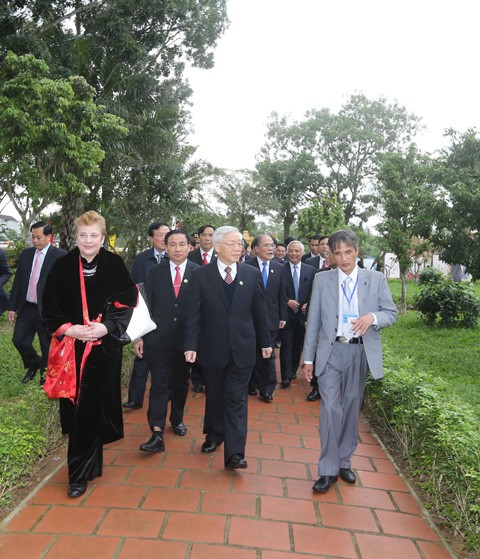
[1,373,457,559]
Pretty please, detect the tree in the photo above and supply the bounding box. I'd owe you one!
[296,194,346,241]
[376,146,435,314]
[430,129,480,280]
[301,93,422,224]
[256,113,319,238]
[0,51,127,247]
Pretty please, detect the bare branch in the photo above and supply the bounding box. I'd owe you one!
[38,1,105,34]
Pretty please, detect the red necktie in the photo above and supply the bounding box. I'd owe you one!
[173,266,181,297]
[224,266,233,284]
[321,259,328,269]
[27,250,43,303]
[203,252,208,265]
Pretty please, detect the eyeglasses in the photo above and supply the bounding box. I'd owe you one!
[221,242,244,249]
[260,243,276,249]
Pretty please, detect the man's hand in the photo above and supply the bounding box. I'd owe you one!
[278,320,286,329]
[351,313,374,336]
[261,347,273,359]
[134,338,144,358]
[303,363,314,382]
[287,299,300,312]
[7,310,15,324]
[184,350,197,363]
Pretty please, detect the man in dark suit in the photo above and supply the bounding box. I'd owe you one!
[280,240,315,388]
[185,226,272,469]
[136,229,199,452]
[8,221,66,384]
[246,234,287,401]
[274,242,287,263]
[123,222,170,409]
[188,224,216,266]
[305,235,330,269]
[0,248,11,315]
[303,230,397,493]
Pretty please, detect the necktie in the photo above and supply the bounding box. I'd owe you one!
[203,252,208,265]
[27,250,43,303]
[293,265,299,309]
[262,261,268,289]
[343,276,352,301]
[156,253,162,263]
[173,266,181,297]
[224,266,233,285]
[321,259,328,269]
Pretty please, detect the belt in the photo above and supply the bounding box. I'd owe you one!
[335,336,363,344]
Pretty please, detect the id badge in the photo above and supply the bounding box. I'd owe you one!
[342,312,359,339]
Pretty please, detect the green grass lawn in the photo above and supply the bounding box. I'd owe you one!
[382,308,480,414]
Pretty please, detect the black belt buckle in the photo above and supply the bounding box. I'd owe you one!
[335,336,363,345]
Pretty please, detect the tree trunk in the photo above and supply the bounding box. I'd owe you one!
[399,269,407,316]
[60,193,84,251]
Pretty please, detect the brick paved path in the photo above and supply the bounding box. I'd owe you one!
[1,374,457,559]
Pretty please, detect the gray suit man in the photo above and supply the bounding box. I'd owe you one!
[303,230,397,494]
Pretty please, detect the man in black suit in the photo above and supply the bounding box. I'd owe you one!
[136,229,199,452]
[305,235,330,269]
[184,226,272,469]
[280,240,315,387]
[8,221,66,384]
[302,234,321,261]
[0,248,11,315]
[123,222,170,409]
[274,243,287,263]
[188,224,216,266]
[246,234,287,402]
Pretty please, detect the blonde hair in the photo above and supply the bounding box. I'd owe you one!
[74,211,106,237]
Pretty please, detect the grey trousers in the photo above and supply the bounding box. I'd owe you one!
[316,341,368,476]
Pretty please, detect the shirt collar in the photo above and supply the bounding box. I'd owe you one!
[338,265,358,284]
[217,259,237,274]
[169,259,187,272]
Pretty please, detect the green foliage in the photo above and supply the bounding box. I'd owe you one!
[417,267,444,286]
[415,276,480,327]
[296,194,346,240]
[365,350,480,551]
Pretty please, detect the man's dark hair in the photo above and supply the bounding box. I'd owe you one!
[165,228,190,245]
[198,224,215,235]
[241,238,249,250]
[328,230,360,251]
[148,222,169,237]
[284,235,296,245]
[276,242,286,250]
[309,234,322,242]
[31,220,52,236]
[319,235,329,242]
[251,234,274,249]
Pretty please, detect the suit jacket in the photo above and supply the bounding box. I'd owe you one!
[9,244,66,318]
[0,249,11,314]
[184,261,271,368]
[188,247,217,266]
[302,251,312,262]
[284,261,316,324]
[246,258,287,332]
[131,247,159,284]
[303,267,397,379]
[145,259,199,352]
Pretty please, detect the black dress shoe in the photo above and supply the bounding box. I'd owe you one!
[68,481,87,498]
[248,388,258,396]
[306,387,320,401]
[139,432,165,453]
[122,401,142,409]
[280,379,291,388]
[172,422,187,436]
[312,475,338,493]
[225,454,248,469]
[260,393,273,402]
[201,439,222,454]
[22,368,37,383]
[192,383,204,393]
[339,468,357,484]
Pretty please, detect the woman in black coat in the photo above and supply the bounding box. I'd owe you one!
[43,211,137,498]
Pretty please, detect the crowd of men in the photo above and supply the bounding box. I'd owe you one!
[3,221,397,493]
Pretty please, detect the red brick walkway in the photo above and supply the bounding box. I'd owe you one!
[1,375,456,558]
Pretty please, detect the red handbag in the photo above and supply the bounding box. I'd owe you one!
[44,257,102,403]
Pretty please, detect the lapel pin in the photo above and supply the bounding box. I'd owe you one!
[239,281,244,285]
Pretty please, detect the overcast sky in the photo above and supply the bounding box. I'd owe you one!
[187,0,480,170]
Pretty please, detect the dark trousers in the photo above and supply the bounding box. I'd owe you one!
[127,355,150,406]
[146,349,190,431]
[202,358,252,463]
[190,361,205,387]
[279,315,305,381]
[12,302,50,371]
[250,330,278,395]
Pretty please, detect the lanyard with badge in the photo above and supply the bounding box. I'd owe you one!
[342,276,359,339]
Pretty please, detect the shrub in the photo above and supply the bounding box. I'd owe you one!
[365,350,480,552]
[414,276,480,327]
[418,267,444,286]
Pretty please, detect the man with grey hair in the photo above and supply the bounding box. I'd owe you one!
[280,240,315,387]
[303,229,397,494]
[185,226,272,470]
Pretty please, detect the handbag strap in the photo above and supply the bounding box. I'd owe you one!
[78,256,90,324]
